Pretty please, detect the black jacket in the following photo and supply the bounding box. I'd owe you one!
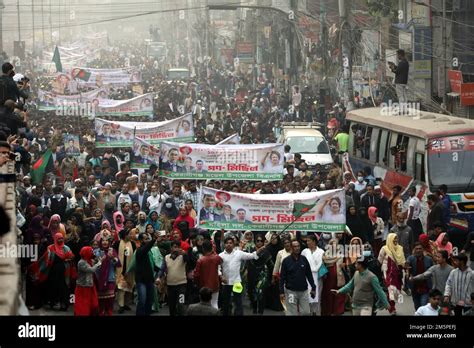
[0,75,28,103]
[392,59,409,85]
[135,238,157,283]
[279,254,315,293]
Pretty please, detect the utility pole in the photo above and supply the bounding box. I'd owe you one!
[338,0,354,110]
[289,0,297,86]
[49,0,52,45]
[442,0,447,106]
[320,0,329,102]
[0,0,4,53]
[41,0,45,49]
[17,0,21,42]
[32,0,35,53]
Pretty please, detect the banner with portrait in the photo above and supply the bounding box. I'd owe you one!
[131,137,160,169]
[159,142,284,180]
[63,134,81,156]
[38,88,108,110]
[95,93,154,116]
[197,187,346,232]
[95,113,194,148]
[71,67,142,86]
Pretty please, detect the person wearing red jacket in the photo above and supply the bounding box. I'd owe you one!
[194,240,222,309]
[173,207,195,230]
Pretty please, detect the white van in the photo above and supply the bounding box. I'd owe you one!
[279,123,333,167]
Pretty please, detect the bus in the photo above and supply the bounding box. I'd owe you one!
[345,107,474,248]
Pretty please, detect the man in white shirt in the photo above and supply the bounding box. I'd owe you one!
[301,234,325,316]
[407,186,423,241]
[219,236,263,316]
[116,183,133,212]
[415,289,442,316]
[147,185,167,213]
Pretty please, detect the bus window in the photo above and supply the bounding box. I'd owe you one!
[364,127,373,160]
[370,128,380,162]
[415,153,425,181]
[390,134,409,171]
[348,122,356,155]
[406,138,416,175]
[378,130,389,166]
[352,125,371,159]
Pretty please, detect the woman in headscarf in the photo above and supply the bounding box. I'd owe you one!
[24,215,52,245]
[435,232,453,257]
[321,239,346,316]
[346,236,363,278]
[378,233,406,315]
[94,237,120,316]
[92,208,104,232]
[346,206,366,243]
[29,232,76,311]
[114,229,136,314]
[184,199,197,220]
[160,197,179,230]
[147,210,162,232]
[419,234,435,258]
[94,220,114,243]
[368,206,384,257]
[25,233,48,310]
[240,230,255,252]
[113,211,125,234]
[48,214,66,237]
[74,246,101,316]
[173,207,195,230]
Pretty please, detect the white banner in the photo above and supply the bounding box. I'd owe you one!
[159,142,284,180]
[95,113,194,148]
[95,93,154,116]
[70,67,142,86]
[197,187,346,232]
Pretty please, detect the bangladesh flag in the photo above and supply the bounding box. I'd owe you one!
[30,150,52,185]
[292,200,319,217]
[74,68,91,82]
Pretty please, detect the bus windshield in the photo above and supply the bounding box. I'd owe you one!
[427,135,474,192]
[286,136,330,154]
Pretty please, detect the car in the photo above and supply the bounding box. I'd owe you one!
[278,122,333,168]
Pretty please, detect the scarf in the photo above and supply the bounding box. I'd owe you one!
[53,232,66,259]
[48,214,66,236]
[348,237,363,264]
[368,206,378,224]
[80,246,94,266]
[419,234,433,255]
[118,239,133,276]
[382,233,405,266]
[113,211,124,232]
[436,232,453,255]
[322,239,345,287]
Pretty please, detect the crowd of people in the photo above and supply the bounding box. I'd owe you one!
[0,39,472,317]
